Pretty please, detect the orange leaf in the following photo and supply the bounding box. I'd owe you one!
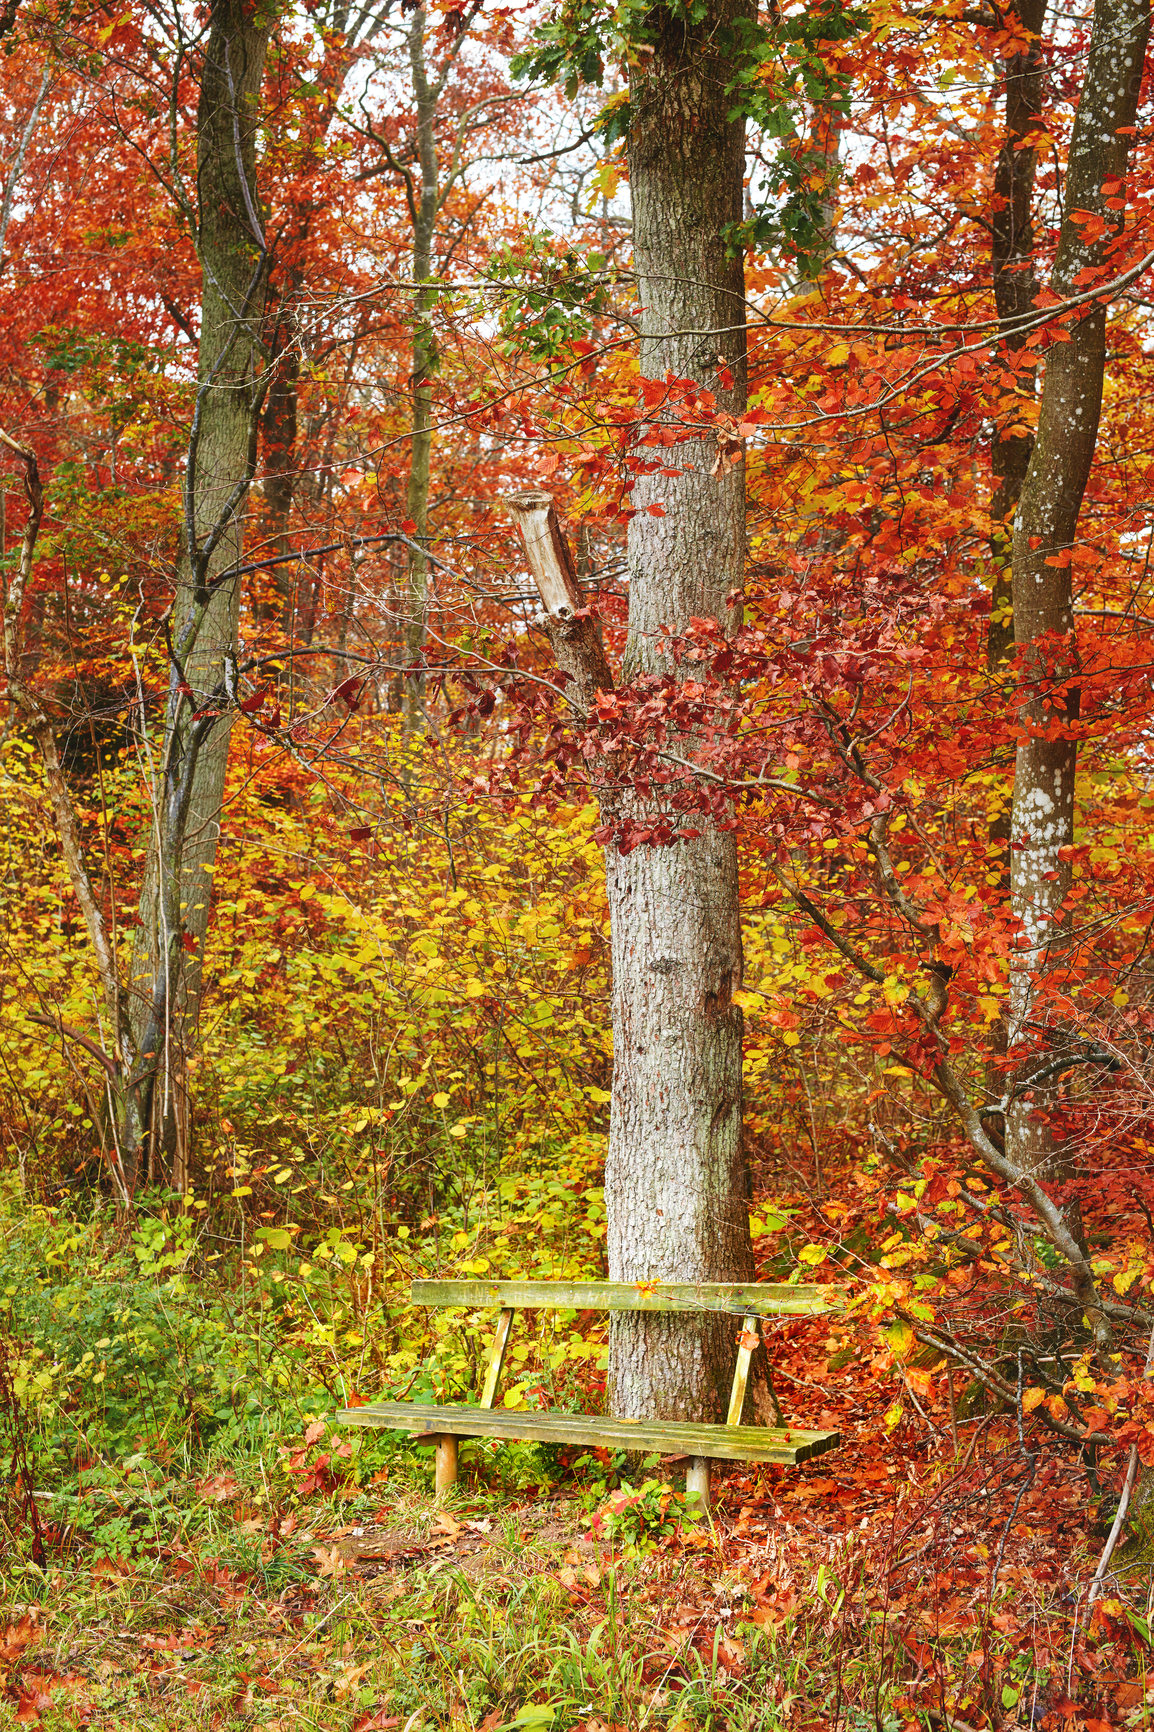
[0,1616,37,1665]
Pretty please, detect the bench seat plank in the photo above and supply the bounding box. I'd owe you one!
[337,1401,840,1465]
[411,1279,839,1317]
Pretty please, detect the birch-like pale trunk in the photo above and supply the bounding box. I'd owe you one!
[1007,0,1150,1175]
[604,0,758,1422]
[130,0,271,1190]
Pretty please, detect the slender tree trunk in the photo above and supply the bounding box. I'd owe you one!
[0,434,147,1205]
[1007,0,1149,1176]
[130,0,271,1192]
[261,343,299,630]
[604,0,758,1422]
[402,5,438,732]
[985,0,1047,1106]
[988,0,1046,678]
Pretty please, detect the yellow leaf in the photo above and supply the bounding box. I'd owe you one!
[465,980,485,998]
[797,1244,827,1265]
[885,1321,914,1359]
[1022,1387,1046,1414]
[433,1092,450,1108]
[883,1401,904,1429]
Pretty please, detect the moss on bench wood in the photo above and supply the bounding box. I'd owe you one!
[410,1279,839,1316]
[337,1400,840,1465]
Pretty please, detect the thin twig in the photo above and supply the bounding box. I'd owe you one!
[1086,1321,1154,1608]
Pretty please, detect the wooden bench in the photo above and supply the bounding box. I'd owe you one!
[337,1278,842,1506]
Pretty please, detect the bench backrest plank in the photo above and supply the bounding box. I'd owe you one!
[411,1279,839,1316]
[479,1308,513,1409]
[725,1316,759,1426]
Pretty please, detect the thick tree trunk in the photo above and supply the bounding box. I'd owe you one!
[129,0,271,1192]
[1007,0,1149,1176]
[604,0,757,1423]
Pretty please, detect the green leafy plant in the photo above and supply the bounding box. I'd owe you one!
[587,1474,702,1555]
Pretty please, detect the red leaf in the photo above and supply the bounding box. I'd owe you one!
[331,677,362,710]
[239,684,269,714]
[645,503,666,517]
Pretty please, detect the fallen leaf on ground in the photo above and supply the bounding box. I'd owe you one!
[0,1617,37,1665]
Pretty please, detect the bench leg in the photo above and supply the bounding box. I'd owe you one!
[686,1456,710,1510]
[435,1434,458,1494]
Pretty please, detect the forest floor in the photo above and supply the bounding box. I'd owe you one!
[3,1305,1152,1732]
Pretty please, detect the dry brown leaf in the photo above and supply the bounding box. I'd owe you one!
[0,1615,37,1665]
[311,1543,346,1579]
[195,1471,240,1502]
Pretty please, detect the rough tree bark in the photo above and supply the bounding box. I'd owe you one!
[601,0,758,1422]
[130,0,272,1190]
[1007,0,1150,1176]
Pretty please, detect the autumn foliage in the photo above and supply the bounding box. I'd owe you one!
[4,0,1154,1723]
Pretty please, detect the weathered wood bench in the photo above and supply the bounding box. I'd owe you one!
[337,1278,842,1506]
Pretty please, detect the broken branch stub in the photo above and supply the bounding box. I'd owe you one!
[507,489,582,621]
[506,490,613,720]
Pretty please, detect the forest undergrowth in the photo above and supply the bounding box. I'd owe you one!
[3,730,1153,1730]
[1,1153,1151,1732]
